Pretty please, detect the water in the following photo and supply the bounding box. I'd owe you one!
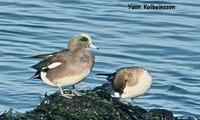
[0,0,200,117]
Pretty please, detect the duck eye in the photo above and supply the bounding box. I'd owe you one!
[80,37,88,41]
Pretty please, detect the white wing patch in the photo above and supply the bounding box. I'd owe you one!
[48,62,62,69]
[40,71,55,86]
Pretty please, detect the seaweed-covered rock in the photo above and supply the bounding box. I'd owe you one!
[0,86,197,120]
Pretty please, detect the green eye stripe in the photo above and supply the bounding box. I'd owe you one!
[80,37,88,41]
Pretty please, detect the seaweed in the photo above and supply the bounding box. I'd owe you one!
[0,86,198,120]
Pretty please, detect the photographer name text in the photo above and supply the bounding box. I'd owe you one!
[128,3,176,10]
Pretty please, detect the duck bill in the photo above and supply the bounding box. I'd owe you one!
[89,43,99,49]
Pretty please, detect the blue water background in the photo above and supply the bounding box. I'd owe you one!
[0,0,200,117]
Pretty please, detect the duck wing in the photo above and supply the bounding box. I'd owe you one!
[30,49,69,79]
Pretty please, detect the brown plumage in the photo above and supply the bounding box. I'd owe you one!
[31,33,97,98]
[97,67,152,99]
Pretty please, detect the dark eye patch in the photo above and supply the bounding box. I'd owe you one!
[80,37,88,41]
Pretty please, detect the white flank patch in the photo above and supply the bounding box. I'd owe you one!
[113,92,120,98]
[40,71,55,86]
[48,62,62,69]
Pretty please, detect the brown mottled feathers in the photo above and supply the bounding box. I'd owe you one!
[97,67,146,95]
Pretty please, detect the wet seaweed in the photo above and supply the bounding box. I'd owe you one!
[0,86,198,120]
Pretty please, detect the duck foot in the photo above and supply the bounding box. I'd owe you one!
[71,90,84,96]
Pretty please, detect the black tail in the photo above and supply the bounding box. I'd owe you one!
[96,73,112,76]
[30,54,51,59]
[96,73,116,82]
[29,70,41,80]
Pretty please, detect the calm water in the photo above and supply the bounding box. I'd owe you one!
[0,0,200,117]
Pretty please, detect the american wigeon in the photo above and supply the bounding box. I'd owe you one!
[31,33,96,98]
[97,67,152,99]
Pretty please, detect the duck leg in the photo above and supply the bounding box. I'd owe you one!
[59,87,73,99]
[71,85,82,96]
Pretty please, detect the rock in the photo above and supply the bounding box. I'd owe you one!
[0,86,198,120]
[149,109,176,120]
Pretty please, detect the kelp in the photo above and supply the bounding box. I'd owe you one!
[0,86,198,120]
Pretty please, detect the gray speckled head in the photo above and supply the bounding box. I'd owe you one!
[68,33,96,51]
